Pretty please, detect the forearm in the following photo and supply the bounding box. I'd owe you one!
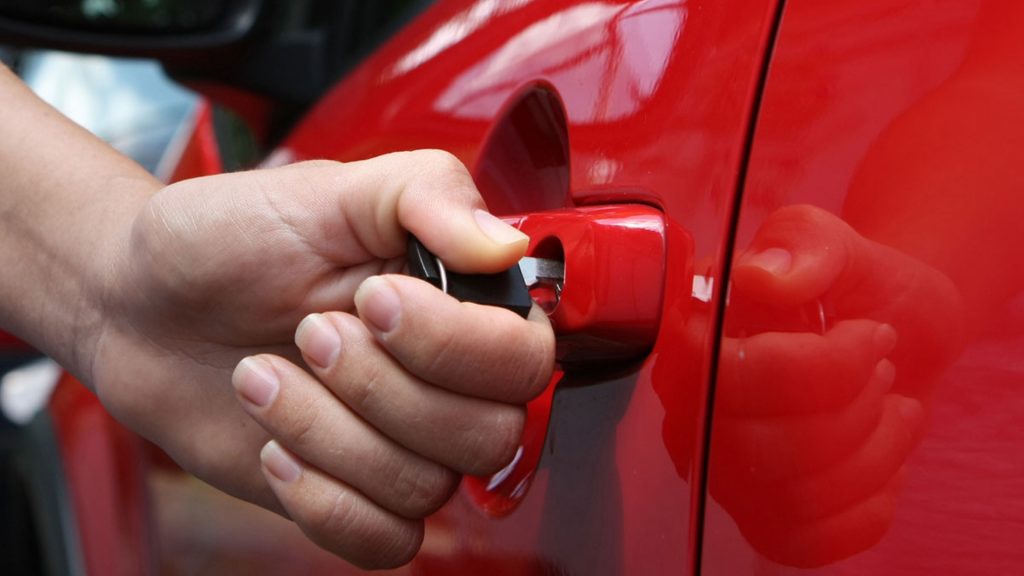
[0,63,159,384]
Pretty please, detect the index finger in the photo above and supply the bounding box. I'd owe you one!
[354,274,556,404]
[716,320,897,417]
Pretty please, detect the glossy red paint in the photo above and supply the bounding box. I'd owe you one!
[509,205,669,363]
[0,330,29,351]
[704,0,1024,572]
[464,204,670,518]
[41,0,1022,572]
[48,373,153,576]
[151,0,784,573]
[474,85,572,216]
[463,370,560,517]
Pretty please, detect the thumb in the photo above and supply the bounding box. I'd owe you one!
[732,205,855,307]
[295,150,529,273]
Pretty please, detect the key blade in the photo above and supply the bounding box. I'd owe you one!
[519,257,564,287]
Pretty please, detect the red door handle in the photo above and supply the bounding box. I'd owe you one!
[465,204,671,516]
[504,204,668,363]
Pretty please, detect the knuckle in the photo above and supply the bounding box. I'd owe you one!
[467,407,525,475]
[286,405,321,452]
[312,490,360,539]
[494,408,527,462]
[294,159,342,172]
[392,461,460,518]
[360,521,424,570]
[300,488,423,570]
[414,149,465,174]
[497,320,555,402]
[521,326,557,398]
[345,356,386,414]
[402,150,473,201]
[422,324,464,379]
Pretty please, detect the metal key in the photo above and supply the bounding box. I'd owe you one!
[407,235,564,318]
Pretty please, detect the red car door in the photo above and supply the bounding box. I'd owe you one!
[150,0,785,573]
[703,0,1024,573]
[27,0,1023,573]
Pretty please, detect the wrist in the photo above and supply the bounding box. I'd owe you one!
[75,175,161,387]
[0,172,158,388]
[0,68,162,387]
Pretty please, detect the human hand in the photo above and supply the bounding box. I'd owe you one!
[726,205,964,390]
[710,205,963,567]
[90,151,555,568]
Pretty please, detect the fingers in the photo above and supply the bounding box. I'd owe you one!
[259,440,424,570]
[293,310,528,476]
[713,357,894,483]
[732,204,857,307]
[778,394,922,521]
[735,472,904,569]
[231,353,464,568]
[275,152,529,273]
[354,275,555,404]
[717,319,897,416]
[232,356,459,519]
[729,205,965,380]
[718,393,921,525]
[711,394,923,568]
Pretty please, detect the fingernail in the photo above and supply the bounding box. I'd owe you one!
[355,276,401,333]
[232,357,279,408]
[295,313,341,369]
[871,358,896,393]
[474,209,529,246]
[874,323,898,357]
[261,440,302,483]
[896,395,923,425]
[743,247,792,275]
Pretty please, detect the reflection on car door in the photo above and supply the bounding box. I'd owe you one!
[703,0,1024,573]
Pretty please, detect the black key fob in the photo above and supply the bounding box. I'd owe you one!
[407,235,533,319]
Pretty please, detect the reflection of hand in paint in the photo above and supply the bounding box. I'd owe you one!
[710,205,963,568]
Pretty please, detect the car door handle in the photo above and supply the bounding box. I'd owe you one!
[464,204,672,516]
[503,204,669,363]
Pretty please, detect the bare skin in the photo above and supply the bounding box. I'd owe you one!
[0,64,555,569]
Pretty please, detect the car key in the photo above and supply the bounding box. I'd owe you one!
[407,235,564,318]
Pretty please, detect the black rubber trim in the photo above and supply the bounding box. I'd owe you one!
[692,1,789,574]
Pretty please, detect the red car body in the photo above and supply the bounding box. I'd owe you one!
[10,0,1022,574]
